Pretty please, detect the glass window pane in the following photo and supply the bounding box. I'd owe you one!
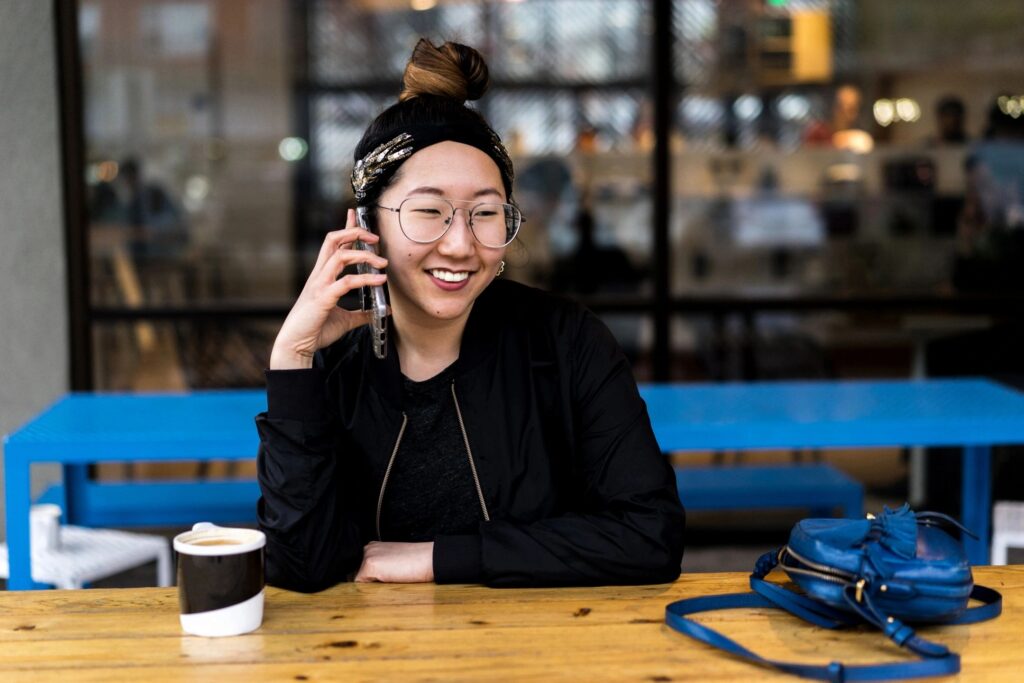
[491,0,650,82]
[92,319,278,390]
[83,0,295,313]
[312,93,392,201]
[310,0,485,84]
[671,0,1024,301]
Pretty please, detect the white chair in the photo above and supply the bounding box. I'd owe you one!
[991,501,1024,566]
[0,525,172,589]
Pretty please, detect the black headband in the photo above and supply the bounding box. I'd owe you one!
[351,122,515,204]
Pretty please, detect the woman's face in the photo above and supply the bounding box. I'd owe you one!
[375,141,508,326]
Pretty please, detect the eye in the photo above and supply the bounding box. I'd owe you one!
[474,210,499,218]
[412,208,443,217]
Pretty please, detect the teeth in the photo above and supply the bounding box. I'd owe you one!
[430,269,469,283]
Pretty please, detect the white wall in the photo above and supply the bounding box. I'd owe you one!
[0,3,69,541]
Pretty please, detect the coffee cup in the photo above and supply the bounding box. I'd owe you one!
[30,504,62,552]
[173,522,266,637]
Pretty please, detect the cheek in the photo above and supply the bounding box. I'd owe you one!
[385,249,425,278]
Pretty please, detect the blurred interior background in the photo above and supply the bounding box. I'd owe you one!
[2,0,1023,580]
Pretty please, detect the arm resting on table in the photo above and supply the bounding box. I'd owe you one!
[437,310,686,587]
[256,367,363,593]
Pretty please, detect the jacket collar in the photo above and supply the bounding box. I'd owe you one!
[363,280,505,408]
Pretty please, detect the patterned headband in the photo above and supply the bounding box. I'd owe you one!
[351,124,515,203]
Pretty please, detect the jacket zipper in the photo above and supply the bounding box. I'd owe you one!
[376,413,408,541]
[375,382,492,540]
[451,382,491,522]
[781,545,857,585]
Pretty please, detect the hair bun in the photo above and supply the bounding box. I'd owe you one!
[399,39,490,104]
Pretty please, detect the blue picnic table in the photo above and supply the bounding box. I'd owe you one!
[5,378,1024,589]
[642,378,1024,566]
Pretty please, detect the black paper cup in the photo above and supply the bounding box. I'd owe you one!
[173,523,266,637]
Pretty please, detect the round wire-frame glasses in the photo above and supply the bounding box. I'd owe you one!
[376,196,523,248]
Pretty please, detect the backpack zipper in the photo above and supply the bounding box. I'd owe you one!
[451,382,491,522]
[781,545,857,585]
[376,413,409,541]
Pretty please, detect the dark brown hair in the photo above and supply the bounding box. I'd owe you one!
[353,39,511,206]
[399,39,490,103]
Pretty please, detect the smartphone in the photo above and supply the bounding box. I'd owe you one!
[354,206,388,359]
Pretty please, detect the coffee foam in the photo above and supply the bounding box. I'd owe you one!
[174,525,265,557]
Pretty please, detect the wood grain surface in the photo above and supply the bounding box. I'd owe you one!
[1,566,1021,681]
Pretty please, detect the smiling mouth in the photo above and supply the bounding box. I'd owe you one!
[428,268,473,283]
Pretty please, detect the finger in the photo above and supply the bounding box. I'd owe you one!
[325,272,388,300]
[336,207,376,246]
[321,242,388,281]
[315,248,386,293]
[311,232,383,284]
[335,309,373,328]
[313,213,379,269]
[314,226,378,270]
[353,564,376,583]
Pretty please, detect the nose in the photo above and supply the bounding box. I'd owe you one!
[437,207,476,257]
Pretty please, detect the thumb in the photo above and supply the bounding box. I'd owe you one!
[341,308,373,328]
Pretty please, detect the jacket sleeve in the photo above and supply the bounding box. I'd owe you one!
[434,309,686,587]
[255,363,364,592]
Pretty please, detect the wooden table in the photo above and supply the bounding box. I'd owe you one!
[1,566,1021,681]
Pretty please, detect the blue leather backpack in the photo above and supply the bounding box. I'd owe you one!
[666,504,1002,681]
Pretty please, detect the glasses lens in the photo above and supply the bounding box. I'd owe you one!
[471,203,521,247]
[399,197,453,242]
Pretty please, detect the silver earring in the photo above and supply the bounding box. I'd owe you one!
[497,260,505,276]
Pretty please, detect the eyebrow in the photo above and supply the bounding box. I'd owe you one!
[406,186,504,199]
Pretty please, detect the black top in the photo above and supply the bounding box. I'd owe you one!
[377,363,482,541]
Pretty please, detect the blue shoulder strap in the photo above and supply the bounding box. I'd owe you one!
[664,551,1002,682]
[665,593,960,682]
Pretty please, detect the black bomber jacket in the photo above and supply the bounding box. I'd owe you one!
[255,279,686,591]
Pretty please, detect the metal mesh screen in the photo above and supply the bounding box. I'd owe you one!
[310,0,485,84]
[487,90,577,157]
[312,93,392,201]
[580,90,649,150]
[489,0,651,83]
[673,0,718,87]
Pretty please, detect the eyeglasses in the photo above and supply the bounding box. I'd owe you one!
[376,196,523,248]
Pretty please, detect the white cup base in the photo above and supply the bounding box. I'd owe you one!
[179,589,264,637]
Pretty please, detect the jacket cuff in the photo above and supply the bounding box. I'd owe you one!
[433,534,483,584]
[265,368,328,421]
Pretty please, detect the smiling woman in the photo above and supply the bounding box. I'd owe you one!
[375,142,509,340]
[255,39,685,590]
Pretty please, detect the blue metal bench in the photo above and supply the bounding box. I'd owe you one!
[675,463,863,518]
[36,480,259,527]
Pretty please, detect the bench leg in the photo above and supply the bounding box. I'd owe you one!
[157,544,173,587]
[4,454,42,590]
[962,445,991,566]
[991,533,1008,566]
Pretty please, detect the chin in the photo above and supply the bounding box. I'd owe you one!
[416,282,488,321]
[419,298,474,321]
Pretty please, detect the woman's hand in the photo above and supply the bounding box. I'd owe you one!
[270,209,388,369]
[354,541,435,583]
